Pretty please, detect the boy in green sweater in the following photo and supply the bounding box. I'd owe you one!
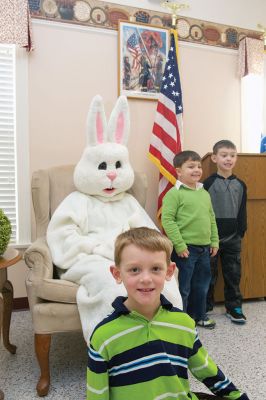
[162,151,219,329]
[87,227,249,400]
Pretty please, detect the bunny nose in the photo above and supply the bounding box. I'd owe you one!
[107,171,117,181]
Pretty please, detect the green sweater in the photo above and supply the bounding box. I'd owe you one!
[162,185,219,253]
[87,296,249,400]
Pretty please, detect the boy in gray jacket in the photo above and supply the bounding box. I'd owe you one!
[203,140,247,324]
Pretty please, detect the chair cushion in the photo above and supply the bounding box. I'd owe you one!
[33,302,81,333]
[35,278,78,303]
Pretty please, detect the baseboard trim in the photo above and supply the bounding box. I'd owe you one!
[13,297,29,310]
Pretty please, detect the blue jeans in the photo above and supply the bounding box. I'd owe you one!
[172,245,211,321]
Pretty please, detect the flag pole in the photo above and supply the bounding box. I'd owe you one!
[160,1,189,64]
[136,27,153,68]
[160,1,189,28]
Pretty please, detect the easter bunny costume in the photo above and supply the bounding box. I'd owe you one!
[47,96,182,342]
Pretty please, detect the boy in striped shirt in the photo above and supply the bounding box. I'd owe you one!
[87,227,249,400]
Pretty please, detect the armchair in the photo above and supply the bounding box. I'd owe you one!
[24,164,148,397]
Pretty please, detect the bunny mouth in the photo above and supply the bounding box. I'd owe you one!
[103,188,116,194]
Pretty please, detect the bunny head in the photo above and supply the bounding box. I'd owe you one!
[73,95,135,199]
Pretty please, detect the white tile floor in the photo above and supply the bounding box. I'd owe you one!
[0,300,266,399]
[190,300,266,399]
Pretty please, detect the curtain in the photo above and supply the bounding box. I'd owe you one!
[0,0,34,51]
[238,37,264,77]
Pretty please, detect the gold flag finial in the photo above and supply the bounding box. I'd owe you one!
[161,1,189,27]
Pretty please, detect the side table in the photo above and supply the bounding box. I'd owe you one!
[0,247,22,400]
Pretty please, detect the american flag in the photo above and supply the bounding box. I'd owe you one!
[127,32,142,72]
[149,30,183,220]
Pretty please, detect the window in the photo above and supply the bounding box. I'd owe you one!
[0,44,30,245]
[241,73,264,152]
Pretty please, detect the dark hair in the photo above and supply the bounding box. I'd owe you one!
[213,140,236,154]
[114,227,173,266]
[173,150,201,168]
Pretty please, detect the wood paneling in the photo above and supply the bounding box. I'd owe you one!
[202,153,266,300]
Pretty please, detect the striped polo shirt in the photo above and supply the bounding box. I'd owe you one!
[87,295,248,400]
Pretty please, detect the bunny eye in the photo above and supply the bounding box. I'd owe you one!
[98,162,107,170]
[115,161,122,169]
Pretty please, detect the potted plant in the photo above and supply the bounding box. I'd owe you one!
[0,209,12,255]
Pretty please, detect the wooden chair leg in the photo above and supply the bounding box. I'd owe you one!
[2,280,16,354]
[35,333,51,397]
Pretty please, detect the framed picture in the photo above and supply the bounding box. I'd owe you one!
[118,21,169,100]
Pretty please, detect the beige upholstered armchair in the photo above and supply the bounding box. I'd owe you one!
[24,165,148,397]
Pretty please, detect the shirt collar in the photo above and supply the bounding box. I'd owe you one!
[111,294,173,316]
[175,179,203,190]
[215,173,236,180]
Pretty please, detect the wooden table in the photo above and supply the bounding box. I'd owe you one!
[0,247,22,400]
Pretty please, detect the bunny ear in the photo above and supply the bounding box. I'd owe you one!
[86,95,107,146]
[107,96,130,145]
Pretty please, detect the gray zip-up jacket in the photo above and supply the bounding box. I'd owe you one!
[203,173,247,242]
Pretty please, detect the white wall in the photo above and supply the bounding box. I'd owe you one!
[264,60,266,139]
[180,43,240,152]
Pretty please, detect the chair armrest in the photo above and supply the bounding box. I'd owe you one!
[24,237,54,279]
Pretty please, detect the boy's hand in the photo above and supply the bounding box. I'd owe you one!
[210,247,218,257]
[177,249,190,258]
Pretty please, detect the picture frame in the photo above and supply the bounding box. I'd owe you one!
[118,21,169,100]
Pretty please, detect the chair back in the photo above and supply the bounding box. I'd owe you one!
[31,165,148,238]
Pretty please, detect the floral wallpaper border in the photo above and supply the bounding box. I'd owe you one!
[29,0,263,49]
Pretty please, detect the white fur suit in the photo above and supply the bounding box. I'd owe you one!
[47,96,182,343]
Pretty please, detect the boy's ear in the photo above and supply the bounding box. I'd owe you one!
[175,167,181,177]
[110,265,122,284]
[165,262,176,281]
[211,154,217,164]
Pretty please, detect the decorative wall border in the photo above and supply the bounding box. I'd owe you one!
[29,0,262,49]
